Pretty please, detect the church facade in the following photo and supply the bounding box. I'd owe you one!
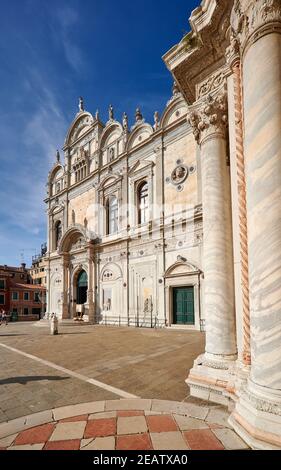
[45,0,281,449]
[45,88,204,331]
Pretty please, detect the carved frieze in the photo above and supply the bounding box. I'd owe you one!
[231,0,281,51]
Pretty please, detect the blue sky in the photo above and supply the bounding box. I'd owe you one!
[0,0,198,267]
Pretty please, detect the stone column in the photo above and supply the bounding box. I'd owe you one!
[229,0,281,449]
[87,244,95,323]
[187,85,237,405]
[62,253,70,319]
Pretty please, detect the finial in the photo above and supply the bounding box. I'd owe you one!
[56,150,60,163]
[109,104,114,121]
[95,109,99,120]
[122,112,128,131]
[135,107,143,122]
[79,96,84,112]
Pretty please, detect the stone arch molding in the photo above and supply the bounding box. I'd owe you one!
[65,112,95,146]
[70,263,89,287]
[58,224,98,254]
[100,262,123,282]
[165,260,202,278]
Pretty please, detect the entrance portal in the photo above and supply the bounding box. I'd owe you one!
[77,270,88,305]
[173,287,195,325]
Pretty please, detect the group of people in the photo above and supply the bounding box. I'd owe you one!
[0,309,8,326]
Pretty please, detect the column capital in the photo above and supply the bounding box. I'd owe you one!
[231,0,281,53]
[188,86,228,146]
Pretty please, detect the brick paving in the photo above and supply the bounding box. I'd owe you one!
[0,401,249,450]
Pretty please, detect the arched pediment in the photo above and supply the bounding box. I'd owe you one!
[65,112,94,146]
[126,123,153,151]
[100,262,123,282]
[165,261,201,278]
[48,163,64,183]
[160,97,188,129]
[99,122,123,149]
[58,224,97,254]
[99,174,121,190]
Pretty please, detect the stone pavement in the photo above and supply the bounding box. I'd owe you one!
[0,323,206,423]
[0,399,248,450]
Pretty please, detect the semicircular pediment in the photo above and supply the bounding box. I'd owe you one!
[65,112,94,146]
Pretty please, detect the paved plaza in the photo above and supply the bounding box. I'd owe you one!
[0,322,248,450]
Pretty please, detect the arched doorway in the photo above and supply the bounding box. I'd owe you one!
[77,270,88,305]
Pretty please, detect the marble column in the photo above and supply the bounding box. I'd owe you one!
[229,0,281,449]
[62,253,70,320]
[187,85,237,405]
[87,244,95,323]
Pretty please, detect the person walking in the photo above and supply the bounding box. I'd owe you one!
[2,310,7,326]
[0,309,2,326]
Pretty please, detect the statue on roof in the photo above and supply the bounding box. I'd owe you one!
[154,111,160,130]
[122,112,128,131]
[56,150,60,163]
[109,104,114,121]
[79,96,84,112]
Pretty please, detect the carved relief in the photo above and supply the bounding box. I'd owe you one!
[197,70,226,99]
[231,0,281,50]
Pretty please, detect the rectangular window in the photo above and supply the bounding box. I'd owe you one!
[0,279,5,289]
[23,308,29,315]
[34,292,40,302]
[12,292,18,301]
[24,292,29,301]
[0,294,4,305]
[12,308,18,313]
[32,308,41,315]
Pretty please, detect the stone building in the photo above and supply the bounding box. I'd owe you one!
[45,0,281,449]
[29,243,47,287]
[45,91,203,329]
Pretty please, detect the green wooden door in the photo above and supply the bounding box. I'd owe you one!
[173,287,195,325]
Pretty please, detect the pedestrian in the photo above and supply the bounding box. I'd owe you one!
[0,309,2,326]
[2,310,7,326]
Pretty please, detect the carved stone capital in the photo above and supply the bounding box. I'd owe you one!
[188,87,228,145]
[226,31,241,67]
[231,0,281,52]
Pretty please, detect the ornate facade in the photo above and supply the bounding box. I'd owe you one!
[45,0,281,449]
[45,87,203,331]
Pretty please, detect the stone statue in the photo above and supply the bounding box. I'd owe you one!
[173,81,180,96]
[56,150,60,163]
[109,104,114,121]
[122,112,128,131]
[154,111,160,130]
[95,109,99,120]
[79,96,84,112]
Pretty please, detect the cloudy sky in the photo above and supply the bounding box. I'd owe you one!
[0,0,198,266]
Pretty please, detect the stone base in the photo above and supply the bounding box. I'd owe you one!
[229,380,281,450]
[186,353,237,408]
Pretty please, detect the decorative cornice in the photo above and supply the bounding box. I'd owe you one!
[188,85,228,145]
[231,0,281,53]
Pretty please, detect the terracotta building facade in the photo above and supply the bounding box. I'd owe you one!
[45,0,281,449]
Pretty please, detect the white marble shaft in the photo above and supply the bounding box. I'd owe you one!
[201,135,237,357]
[243,32,281,389]
[189,90,237,358]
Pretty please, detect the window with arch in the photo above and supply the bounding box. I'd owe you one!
[55,221,62,249]
[106,196,118,235]
[138,181,149,225]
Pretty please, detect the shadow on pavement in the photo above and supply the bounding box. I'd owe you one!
[0,376,68,385]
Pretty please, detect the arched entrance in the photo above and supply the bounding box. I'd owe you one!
[77,270,88,305]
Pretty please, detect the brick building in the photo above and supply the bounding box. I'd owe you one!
[0,264,46,321]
